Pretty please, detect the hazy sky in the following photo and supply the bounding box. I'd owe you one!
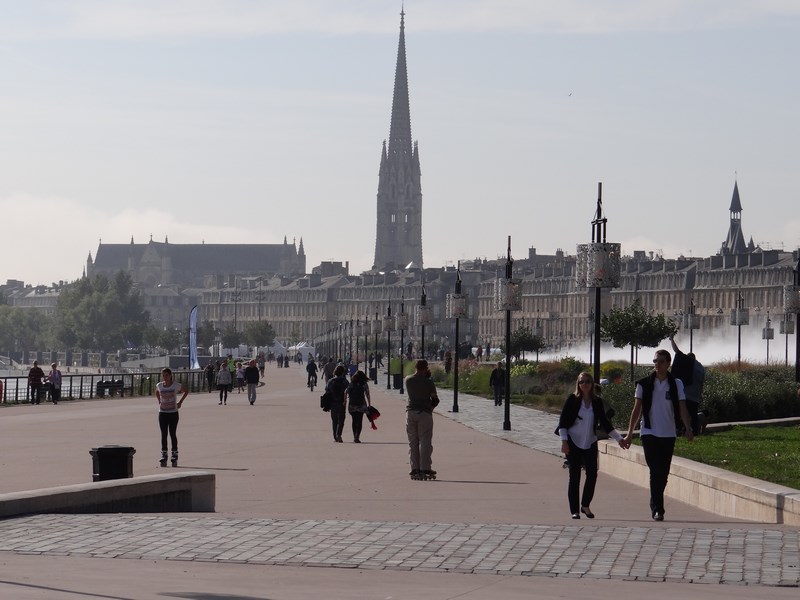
[2,0,799,287]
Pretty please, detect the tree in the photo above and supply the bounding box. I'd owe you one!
[220,324,240,349]
[54,272,150,352]
[600,297,679,381]
[244,320,276,348]
[0,305,53,352]
[196,320,217,350]
[509,325,547,362]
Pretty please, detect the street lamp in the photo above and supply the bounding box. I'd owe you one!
[494,236,521,431]
[762,311,774,365]
[683,298,700,353]
[783,258,800,382]
[780,313,795,367]
[363,311,369,374]
[397,297,409,395]
[384,304,395,390]
[445,263,467,413]
[576,182,621,383]
[372,305,382,381]
[730,290,749,369]
[416,285,432,360]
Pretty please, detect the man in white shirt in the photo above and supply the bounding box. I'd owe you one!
[623,349,693,521]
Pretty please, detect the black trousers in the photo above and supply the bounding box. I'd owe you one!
[640,434,676,516]
[330,405,346,440]
[158,411,179,452]
[565,438,599,514]
[350,411,365,441]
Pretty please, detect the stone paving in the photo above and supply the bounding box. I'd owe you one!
[1,514,798,586]
[1,382,799,589]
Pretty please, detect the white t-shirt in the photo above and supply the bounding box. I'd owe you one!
[635,377,686,438]
[156,381,182,413]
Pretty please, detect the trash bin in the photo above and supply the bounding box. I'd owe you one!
[368,367,378,381]
[392,373,403,389]
[95,381,107,397]
[90,445,136,481]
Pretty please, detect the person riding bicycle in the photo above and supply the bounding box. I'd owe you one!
[306,357,319,388]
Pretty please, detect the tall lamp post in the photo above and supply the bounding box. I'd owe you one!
[384,304,395,390]
[780,313,795,367]
[372,305,382,381]
[446,264,467,413]
[730,290,749,369]
[576,182,621,383]
[354,317,360,370]
[397,297,408,395]
[783,258,800,382]
[416,286,432,360]
[494,236,521,431]
[363,312,369,374]
[762,311,774,365]
[683,298,700,353]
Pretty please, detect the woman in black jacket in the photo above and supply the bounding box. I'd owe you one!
[557,372,626,519]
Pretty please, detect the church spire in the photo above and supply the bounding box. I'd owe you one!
[388,7,412,159]
[373,9,423,271]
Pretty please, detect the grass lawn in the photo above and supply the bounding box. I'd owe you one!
[669,425,800,490]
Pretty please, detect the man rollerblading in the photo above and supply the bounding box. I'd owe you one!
[171,450,178,467]
[404,360,439,481]
[159,450,168,467]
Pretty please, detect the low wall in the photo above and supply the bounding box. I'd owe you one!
[599,441,800,525]
[0,471,215,518]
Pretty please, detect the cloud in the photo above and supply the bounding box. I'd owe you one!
[2,0,799,40]
[0,194,276,286]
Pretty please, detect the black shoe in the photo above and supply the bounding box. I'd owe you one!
[581,507,595,519]
[571,513,580,519]
[652,512,664,521]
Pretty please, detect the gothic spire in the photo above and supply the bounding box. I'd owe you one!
[388,8,412,158]
[729,180,743,214]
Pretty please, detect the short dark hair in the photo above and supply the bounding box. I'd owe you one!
[334,365,346,376]
[415,359,428,371]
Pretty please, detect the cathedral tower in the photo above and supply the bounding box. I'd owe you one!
[373,10,423,270]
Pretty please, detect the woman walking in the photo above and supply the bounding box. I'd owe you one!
[557,372,626,519]
[216,363,232,405]
[346,370,371,443]
[155,368,188,467]
[325,365,348,442]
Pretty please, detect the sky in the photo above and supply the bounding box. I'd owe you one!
[2,0,800,287]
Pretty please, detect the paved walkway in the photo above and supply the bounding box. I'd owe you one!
[0,365,798,599]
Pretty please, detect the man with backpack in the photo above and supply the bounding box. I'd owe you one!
[622,348,694,522]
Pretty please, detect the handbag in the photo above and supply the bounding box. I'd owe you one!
[320,391,333,411]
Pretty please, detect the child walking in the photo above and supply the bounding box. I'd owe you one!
[155,368,188,467]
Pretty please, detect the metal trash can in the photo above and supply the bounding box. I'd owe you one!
[368,367,378,381]
[392,373,403,389]
[90,445,136,481]
[96,381,107,397]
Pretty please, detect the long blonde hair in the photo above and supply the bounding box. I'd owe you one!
[573,371,596,399]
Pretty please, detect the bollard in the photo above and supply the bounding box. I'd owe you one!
[90,445,136,481]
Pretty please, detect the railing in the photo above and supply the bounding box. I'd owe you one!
[0,370,209,404]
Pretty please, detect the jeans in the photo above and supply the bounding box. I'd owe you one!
[406,410,434,471]
[492,385,504,406]
[330,405,346,440]
[565,438,599,514]
[219,384,229,404]
[641,434,676,516]
[247,383,257,404]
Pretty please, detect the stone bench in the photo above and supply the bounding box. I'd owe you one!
[599,441,800,525]
[0,471,215,518]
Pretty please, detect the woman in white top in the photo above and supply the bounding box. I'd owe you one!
[557,372,625,519]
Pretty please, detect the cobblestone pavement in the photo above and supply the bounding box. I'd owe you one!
[1,514,798,586]
[2,384,799,589]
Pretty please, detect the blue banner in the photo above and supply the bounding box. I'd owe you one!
[189,305,201,370]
